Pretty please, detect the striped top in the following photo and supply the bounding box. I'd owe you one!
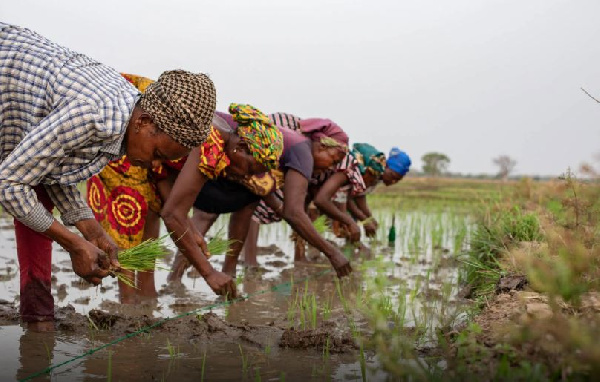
[0,23,139,231]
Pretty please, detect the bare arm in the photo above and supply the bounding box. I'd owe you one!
[349,195,377,237]
[161,148,236,297]
[348,195,370,221]
[281,170,352,277]
[313,172,360,242]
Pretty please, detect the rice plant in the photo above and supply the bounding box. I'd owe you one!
[201,351,207,382]
[113,234,171,288]
[166,339,179,360]
[107,350,113,382]
[206,227,237,256]
[239,344,249,376]
[359,343,367,382]
[312,215,329,234]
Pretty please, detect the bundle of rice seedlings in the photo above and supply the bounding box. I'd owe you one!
[206,227,237,256]
[111,234,170,288]
[312,215,329,234]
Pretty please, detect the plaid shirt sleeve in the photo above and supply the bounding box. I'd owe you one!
[0,98,100,232]
[45,183,95,225]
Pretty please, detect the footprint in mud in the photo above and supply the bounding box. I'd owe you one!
[72,297,91,305]
[56,284,67,301]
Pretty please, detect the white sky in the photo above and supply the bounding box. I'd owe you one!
[3,0,600,176]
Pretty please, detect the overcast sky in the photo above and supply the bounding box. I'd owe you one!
[3,0,599,176]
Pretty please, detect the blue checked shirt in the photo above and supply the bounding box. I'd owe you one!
[0,23,139,232]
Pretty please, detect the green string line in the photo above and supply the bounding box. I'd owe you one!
[20,269,331,382]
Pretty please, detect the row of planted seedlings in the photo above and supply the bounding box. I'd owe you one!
[279,209,471,380]
[86,202,472,381]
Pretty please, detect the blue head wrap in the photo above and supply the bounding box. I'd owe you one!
[386,147,411,176]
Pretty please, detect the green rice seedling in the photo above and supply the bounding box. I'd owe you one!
[279,372,286,382]
[310,293,318,329]
[299,299,306,330]
[88,315,100,331]
[235,268,245,286]
[166,339,178,359]
[313,214,329,234]
[113,234,171,288]
[287,290,298,328]
[107,350,113,382]
[254,367,262,382]
[359,343,367,382]
[201,351,207,382]
[453,223,468,254]
[239,344,249,376]
[43,341,52,371]
[322,294,332,321]
[335,278,350,313]
[264,343,272,356]
[323,336,330,362]
[206,227,238,256]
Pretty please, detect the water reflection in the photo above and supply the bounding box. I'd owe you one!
[0,206,471,381]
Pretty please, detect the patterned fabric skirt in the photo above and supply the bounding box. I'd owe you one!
[87,156,161,249]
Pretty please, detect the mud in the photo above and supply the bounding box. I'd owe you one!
[280,321,357,353]
[0,210,469,380]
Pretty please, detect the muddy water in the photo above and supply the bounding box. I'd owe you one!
[0,207,469,381]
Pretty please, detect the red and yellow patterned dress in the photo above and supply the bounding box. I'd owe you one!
[86,74,162,249]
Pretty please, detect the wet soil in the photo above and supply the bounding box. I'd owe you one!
[0,210,467,380]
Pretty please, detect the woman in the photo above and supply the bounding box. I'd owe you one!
[161,104,291,297]
[166,112,353,281]
[87,74,237,302]
[335,144,411,238]
[242,116,364,266]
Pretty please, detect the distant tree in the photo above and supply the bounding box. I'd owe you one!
[422,152,450,176]
[493,155,517,180]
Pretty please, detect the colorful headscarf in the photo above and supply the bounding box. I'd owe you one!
[298,118,348,149]
[387,147,411,176]
[229,103,283,170]
[351,143,387,176]
[139,70,216,149]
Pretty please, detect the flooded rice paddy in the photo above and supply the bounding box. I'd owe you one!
[0,205,472,381]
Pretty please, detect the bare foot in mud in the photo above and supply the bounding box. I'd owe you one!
[294,254,309,263]
[137,290,158,299]
[243,259,259,269]
[27,321,55,332]
[120,295,137,304]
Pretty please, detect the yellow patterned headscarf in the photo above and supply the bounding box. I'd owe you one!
[229,103,283,170]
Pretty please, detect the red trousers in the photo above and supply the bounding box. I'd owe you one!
[15,186,55,322]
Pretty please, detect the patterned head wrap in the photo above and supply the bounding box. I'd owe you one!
[229,103,283,170]
[351,143,387,176]
[139,70,216,149]
[298,118,348,150]
[387,147,412,176]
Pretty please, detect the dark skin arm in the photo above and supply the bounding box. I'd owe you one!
[313,172,361,242]
[44,220,110,285]
[348,195,378,237]
[279,169,352,277]
[161,147,236,297]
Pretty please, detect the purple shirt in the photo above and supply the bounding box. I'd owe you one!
[278,127,313,180]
